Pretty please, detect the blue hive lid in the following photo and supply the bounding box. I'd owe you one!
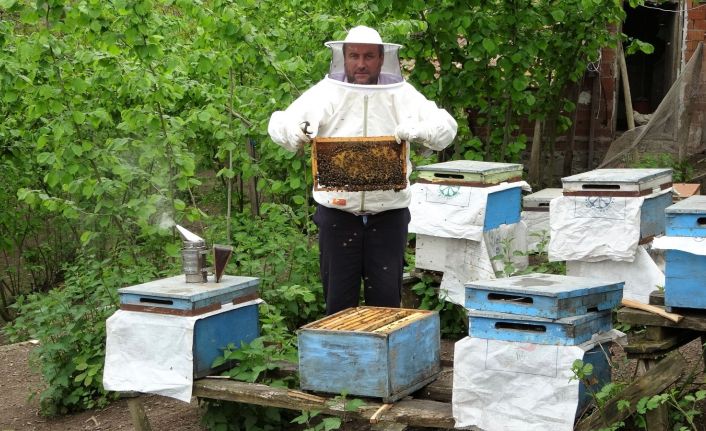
[465,273,623,299]
[665,195,706,214]
[118,274,259,303]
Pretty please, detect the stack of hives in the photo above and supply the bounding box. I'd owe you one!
[548,168,673,303]
[452,273,624,431]
[408,160,529,305]
[652,195,706,312]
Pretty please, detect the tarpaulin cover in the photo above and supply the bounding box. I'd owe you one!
[409,181,529,241]
[566,246,663,303]
[653,236,706,256]
[452,330,625,431]
[432,222,528,306]
[103,299,263,402]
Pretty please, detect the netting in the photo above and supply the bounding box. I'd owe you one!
[599,42,704,168]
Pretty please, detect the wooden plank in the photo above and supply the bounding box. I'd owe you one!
[575,351,686,431]
[621,299,683,323]
[192,379,464,429]
[618,307,706,331]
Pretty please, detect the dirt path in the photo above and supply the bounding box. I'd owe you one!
[0,342,205,431]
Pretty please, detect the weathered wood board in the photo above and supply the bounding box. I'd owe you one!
[467,310,613,345]
[118,274,259,315]
[465,273,623,319]
[192,378,468,429]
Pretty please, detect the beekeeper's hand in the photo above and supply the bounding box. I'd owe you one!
[394,123,431,145]
[287,121,312,148]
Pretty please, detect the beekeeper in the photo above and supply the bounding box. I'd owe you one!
[268,25,457,315]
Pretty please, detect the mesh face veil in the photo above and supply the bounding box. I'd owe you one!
[324,26,403,85]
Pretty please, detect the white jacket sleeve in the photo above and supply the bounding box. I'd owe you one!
[396,85,457,151]
[268,84,325,152]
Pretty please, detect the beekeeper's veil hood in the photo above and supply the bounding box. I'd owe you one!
[325,26,403,85]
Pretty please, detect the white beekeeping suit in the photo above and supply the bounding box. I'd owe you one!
[268,25,458,215]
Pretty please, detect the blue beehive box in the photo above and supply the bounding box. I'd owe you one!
[119,274,259,315]
[118,275,261,377]
[664,196,706,310]
[416,160,523,231]
[467,309,613,346]
[465,273,623,319]
[561,168,673,241]
[298,307,440,402]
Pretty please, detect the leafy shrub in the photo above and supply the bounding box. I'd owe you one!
[4,254,162,415]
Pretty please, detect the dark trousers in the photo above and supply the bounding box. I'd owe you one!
[313,205,411,315]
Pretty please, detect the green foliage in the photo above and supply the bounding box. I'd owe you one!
[291,410,342,431]
[411,274,467,339]
[629,153,693,183]
[3,254,161,415]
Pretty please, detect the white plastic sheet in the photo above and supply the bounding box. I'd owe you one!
[566,246,663,303]
[409,181,530,241]
[436,222,528,306]
[103,299,262,402]
[548,194,644,262]
[452,330,625,431]
[653,236,706,256]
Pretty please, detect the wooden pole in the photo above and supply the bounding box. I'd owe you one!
[528,119,542,187]
[127,398,153,431]
[618,42,635,130]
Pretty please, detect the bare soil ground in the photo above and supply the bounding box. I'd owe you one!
[1,336,704,431]
[0,341,206,431]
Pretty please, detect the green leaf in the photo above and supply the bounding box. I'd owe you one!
[174,199,186,210]
[481,38,496,53]
[0,0,16,9]
[550,9,565,22]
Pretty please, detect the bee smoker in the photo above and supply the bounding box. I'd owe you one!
[181,240,208,283]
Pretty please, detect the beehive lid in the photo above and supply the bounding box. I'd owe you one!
[523,188,562,209]
[465,273,623,299]
[300,306,434,334]
[312,136,406,192]
[665,195,706,214]
[416,160,522,186]
[118,274,259,304]
[562,168,672,196]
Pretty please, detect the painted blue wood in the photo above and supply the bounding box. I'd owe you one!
[193,303,260,378]
[639,191,672,239]
[467,310,613,345]
[465,273,623,319]
[298,331,390,398]
[577,342,611,416]
[665,195,706,236]
[484,187,522,231]
[664,249,706,310]
[298,313,441,401]
[387,313,441,395]
[118,275,259,312]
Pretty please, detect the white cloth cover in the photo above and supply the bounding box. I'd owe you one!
[652,236,706,256]
[453,330,625,431]
[409,181,530,242]
[433,222,528,306]
[548,194,643,262]
[103,299,262,402]
[268,76,457,215]
[566,246,663,303]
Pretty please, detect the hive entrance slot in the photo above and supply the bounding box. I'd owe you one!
[495,322,546,333]
[139,297,174,305]
[587,306,599,312]
[581,184,621,190]
[538,203,549,207]
[487,293,533,304]
[697,217,706,225]
[433,173,465,179]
